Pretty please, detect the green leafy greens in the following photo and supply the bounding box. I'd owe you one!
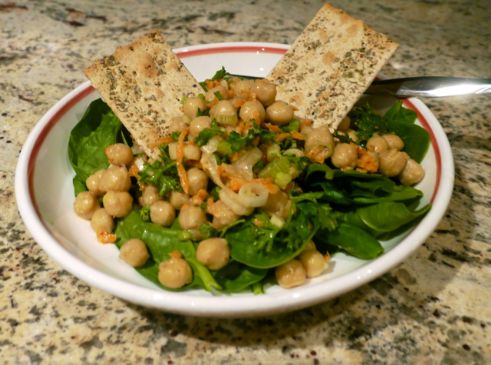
[68,99,122,195]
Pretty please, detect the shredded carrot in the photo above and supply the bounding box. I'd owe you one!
[306,146,328,164]
[227,177,246,192]
[236,120,252,134]
[217,164,226,177]
[276,133,291,142]
[290,131,305,140]
[169,250,182,259]
[226,176,279,194]
[97,232,117,244]
[357,149,379,173]
[206,79,221,90]
[264,123,281,133]
[255,178,280,194]
[300,119,313,128]
[176,128,190,194]
[149,135,175,148]
[208,97,219,108]
[128,164,139,177]
[230,152,242,162]
[206,197,215,214]
[191,189,208,205]
[232,98,246,108]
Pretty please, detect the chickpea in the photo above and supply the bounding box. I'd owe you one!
[184,144,201,161]
[366,135,389,153]
[104,143,133,166]
[86,169,105,196]
[266,101,294,125]
[299,249,325,278]
[331,143,358,169]
[119,239,149,268]
[337,116,351,132]
[230,79,254,99]
[196,238,230,270]
[168,115,191,134]
[103,191,133,217]
[383,133,404,151]
[170,191,189,210]
[182,96,206,119]
[205,85,229,104]
[150,200,175,226]
[210,200,238,228]
[304,125,335,160]
[304,241,316,251]
[90,208,114,234]
[346,129,359,143]
[187,167,208,196]
[379,149,409,177]
[168,143,201,161]
[210,100,238,126]
[99,165,131,192]
[253,79,277,106]
[139,185,160,207]
[178,204,207,230]
[399,159,425,186]
[275,259,306,289]
[158,256,192,289]
[189,116,211,138]
[73,191,98,219]
[239,100,266,124]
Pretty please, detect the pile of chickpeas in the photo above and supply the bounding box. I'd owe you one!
[73,75,425,291]
[73,143,135,243]
[73,141,234,289]
[332,120,425,185]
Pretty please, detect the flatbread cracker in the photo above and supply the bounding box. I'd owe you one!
[85,31,200,159]
[267,3,398,130]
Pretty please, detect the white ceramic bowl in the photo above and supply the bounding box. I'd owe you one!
[15,43,454,317]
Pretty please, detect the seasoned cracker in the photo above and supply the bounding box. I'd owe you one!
[85,31,200,159]
[267,3,398,130]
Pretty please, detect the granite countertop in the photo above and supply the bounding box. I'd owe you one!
[1,0,490,363]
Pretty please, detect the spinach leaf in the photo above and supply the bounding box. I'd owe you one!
[312,181,353,206]
[326,223,383,260]
[384,100,417,125]
[225,202,319,269]
[214,261,267,293]
[383,101,429,162]
[356,202,431,233]
[72,175,88,196]
[304,163,335,180]
[386,122,430,163]
[352,185,423,204]
[68,99,122,193]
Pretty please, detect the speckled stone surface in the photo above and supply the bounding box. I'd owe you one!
[1,0,490,364]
